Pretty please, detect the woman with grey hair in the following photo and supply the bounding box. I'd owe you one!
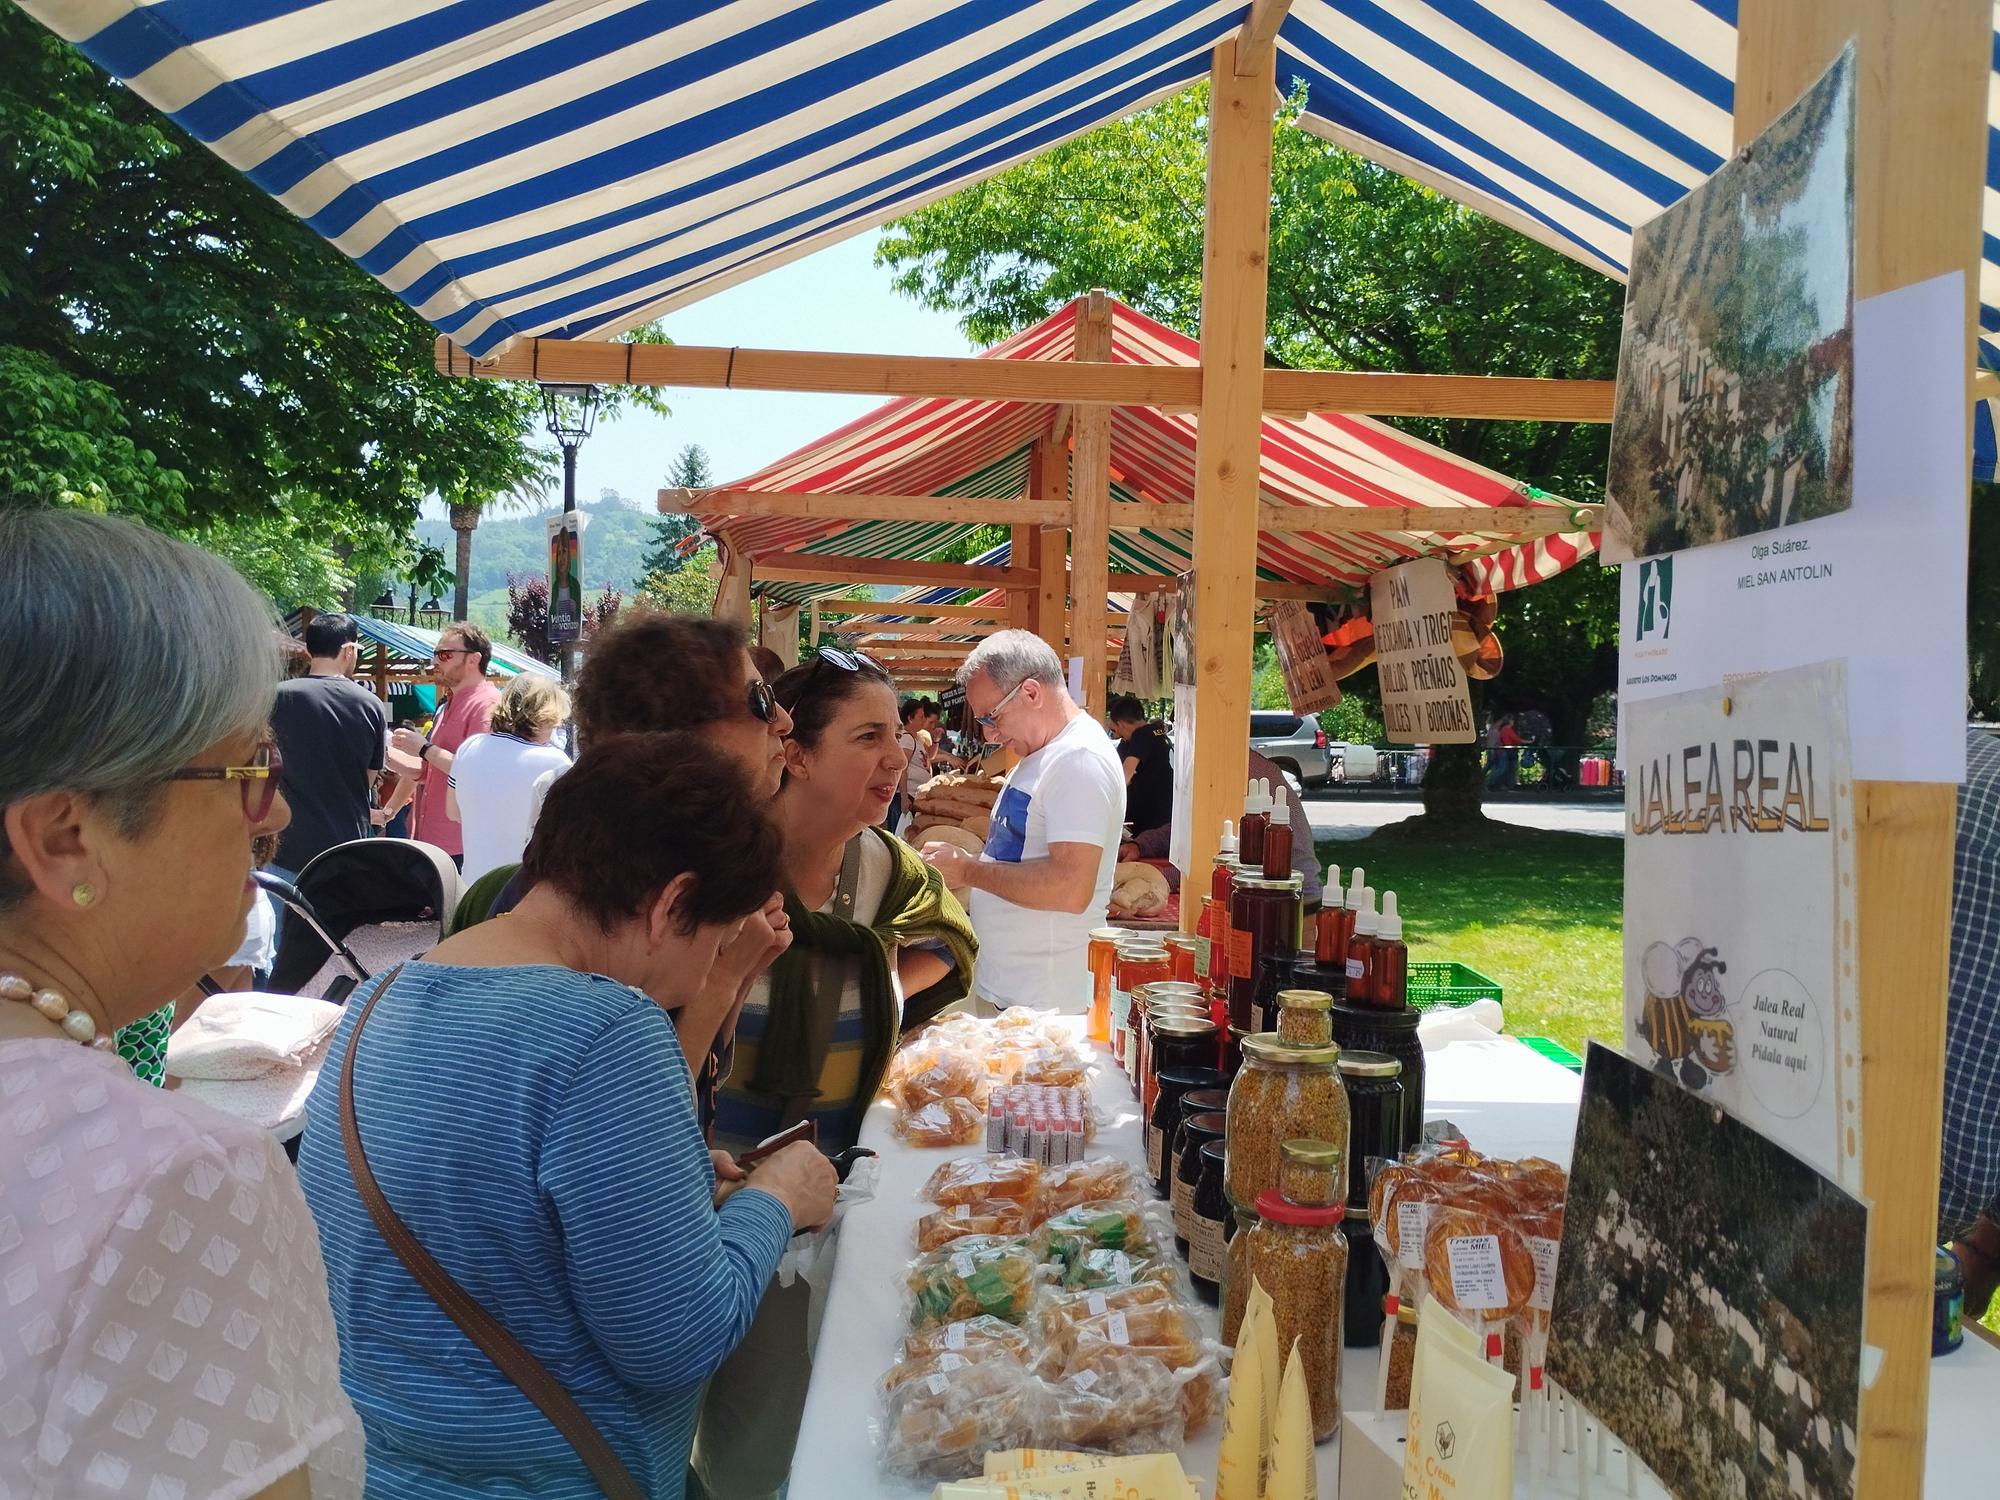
[0,509,363,1498]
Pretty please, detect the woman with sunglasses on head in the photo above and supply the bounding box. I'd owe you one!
[0,509,363,1499]
[691,649,977,1500]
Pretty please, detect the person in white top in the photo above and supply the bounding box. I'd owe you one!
[918,631,1124,1013]
[446,674,573,884]
[0,509,362,1500]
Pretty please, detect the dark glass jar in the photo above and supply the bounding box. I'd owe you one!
[1148,1065,1226,1197]
[1143,1007,1213,1123]
[1288,952,1349,1004]
[1189,1139,1230,1306]
[1228,874,1302,1030]
[1172,1111,1228,1256]
[1336,1051,1405,1209]
[1249,948,1299,1035]
[1328,1001,1425,1158]
[1172,1088,1231,1197]
[1342,1214,1391,1348]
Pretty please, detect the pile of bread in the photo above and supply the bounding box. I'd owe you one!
[904,771,1004,855]
[1109,862,1172,919]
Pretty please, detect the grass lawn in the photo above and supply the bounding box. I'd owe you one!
[1313,818,1624,1058]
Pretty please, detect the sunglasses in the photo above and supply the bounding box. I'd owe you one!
[431,648,470,662]
[167,742,284,822]
[777,647,881,719]
[975,677,1031,730]
[745,677,779,724]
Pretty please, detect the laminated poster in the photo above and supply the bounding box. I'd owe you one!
[1621,659,1859,1188]
[1549,1044,1867,1500]
[1368,558,1474,746]
[1602,45,1854,561]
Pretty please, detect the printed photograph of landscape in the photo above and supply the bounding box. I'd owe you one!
[1605,46,1855,560]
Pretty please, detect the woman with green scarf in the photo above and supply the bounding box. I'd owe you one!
[693,650,975,1500]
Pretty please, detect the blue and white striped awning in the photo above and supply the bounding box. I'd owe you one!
[17,1,1999,474]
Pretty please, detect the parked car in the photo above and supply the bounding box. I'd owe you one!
[1249,712,1333,785]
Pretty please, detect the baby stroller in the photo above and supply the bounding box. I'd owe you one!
[266,837,463,1000]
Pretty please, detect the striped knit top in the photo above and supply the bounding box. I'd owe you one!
[296,961,793,1499]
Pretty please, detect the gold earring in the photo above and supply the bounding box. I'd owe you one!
[71,883,97,908]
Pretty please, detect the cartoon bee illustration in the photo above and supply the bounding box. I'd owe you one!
[1638,938,1735,1091]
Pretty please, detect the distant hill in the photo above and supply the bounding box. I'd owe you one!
[417,492,677,599]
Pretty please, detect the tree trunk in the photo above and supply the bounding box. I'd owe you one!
[448,502,480,623]
[1420,743,1488,825]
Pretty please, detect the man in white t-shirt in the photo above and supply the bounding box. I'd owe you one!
[919,631,1124,1012]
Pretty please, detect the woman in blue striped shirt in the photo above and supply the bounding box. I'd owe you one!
[298,733,837,1498]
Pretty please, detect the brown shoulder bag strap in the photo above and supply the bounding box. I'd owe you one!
[338,964,647,1500]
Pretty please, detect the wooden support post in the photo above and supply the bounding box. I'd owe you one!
[1733,4,1985,1495]
[372,643,390,703]
[714,547,753,627]
[1186,38,1278,930]
[1069,292,1114,711]
[1034,436,1070,663]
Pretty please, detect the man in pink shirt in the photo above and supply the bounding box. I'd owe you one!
[387,622,501,866]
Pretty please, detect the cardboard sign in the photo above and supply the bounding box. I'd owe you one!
[1367,558,1474,745]
[1267,599,1341,714]
[546,512,585,644]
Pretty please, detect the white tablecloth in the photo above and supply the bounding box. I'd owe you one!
[788,1031,1991,1496]
[788,1029,1584,1500]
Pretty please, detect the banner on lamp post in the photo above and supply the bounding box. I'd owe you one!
[546,512,586,645]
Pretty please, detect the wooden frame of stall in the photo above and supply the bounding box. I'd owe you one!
[436,3,1985,1489]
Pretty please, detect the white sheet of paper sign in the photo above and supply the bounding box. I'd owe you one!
[1446,1234,1510,1310]
[1616,272,1967,784]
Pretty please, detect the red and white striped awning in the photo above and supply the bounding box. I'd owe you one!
[702,297,1597,604]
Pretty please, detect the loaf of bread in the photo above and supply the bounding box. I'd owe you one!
[1109,861,1171,917]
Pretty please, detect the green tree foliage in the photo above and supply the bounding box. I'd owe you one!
[0,10,657,599]
[416,493,657,597]
[879,84,1628,802]
[644,445,713,574]
[639,547,720,615]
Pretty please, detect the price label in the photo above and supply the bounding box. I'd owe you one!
[1446,1234,1510,1311]
[1144,1126,1163,1179]
[1108,1250,1132,1285]
[1087,1292,1109,1317]
[952,1251,976,1279]
[1073,1369,1101,1392]
[1104,1310,1131,1345]
[926,1373,950,1396]
[953,1203,971,1220]
[1396,1201,1431,1269]
[944,1321,968,1350]
[1189,1216,1226,1281]
[937,1352,965,1372]
[1229,928,1255,980]
[1529,1236,1560,1312]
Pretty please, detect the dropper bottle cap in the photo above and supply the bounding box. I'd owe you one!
[1270,786,1289,822]
[1325,863,1342,892]
[1379,890,1403,941]
[1353,886,1379,938]
[1219,819,1238,858]
[1346,867,1367,909]
[1246,778,1272,816]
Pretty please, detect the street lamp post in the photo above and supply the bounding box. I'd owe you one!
[539,382,601,682]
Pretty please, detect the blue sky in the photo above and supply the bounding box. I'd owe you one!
[572,230,979,507]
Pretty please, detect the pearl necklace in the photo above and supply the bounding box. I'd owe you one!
[0,972,115,1049]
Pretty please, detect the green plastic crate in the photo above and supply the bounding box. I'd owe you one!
[1519,1036,1584,1072]
[1405,960,1504,1012]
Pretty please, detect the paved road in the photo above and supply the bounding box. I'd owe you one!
[1301,796,1622,841]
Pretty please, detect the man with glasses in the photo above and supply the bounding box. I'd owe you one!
[919,630,1124,1013]
[267,612,386,888]
[386,623,500,869]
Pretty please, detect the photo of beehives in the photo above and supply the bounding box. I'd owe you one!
[1605,46,1854,560]
[1548,1045,1866,1500]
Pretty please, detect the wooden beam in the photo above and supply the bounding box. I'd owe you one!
[1734,4,1985,1496]
[1010,520,1037,632]
[714,546,751,627]
[1112,574,1345,604]
[852,641,976,657]
[810,597,1005,619]
[750,555,1034,589]
[844,614,1128,640]
[1108,501,1601,534]
[1259,369,1616,422]
[1234,0,1292,76]
[1070,291,1115,710]
[664,488,1069,527]
[1973,370,2000,401]
[1049,404,1074,444]
[1034,438,1070,663]
[1187,37,1277,933]
[436,335,1614,420]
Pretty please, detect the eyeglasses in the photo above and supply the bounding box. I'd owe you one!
[777,647,881,719]
[167,742,284,822]
[431,648,469,662]
[975,677,1031,730]
[745,677,778,724]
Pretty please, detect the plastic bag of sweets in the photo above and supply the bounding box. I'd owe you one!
[923,1154,1043,1207]
[908,1236,1042,1329]
[902,1314,1035,1366]
[918,1197,1037,1252]
[877,1349,1045,1483]
[1037,1159,1143,1221]
[1037,1350,1190,1456]
[897,1095,987,1147]
[1037,1291,1220,1438]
